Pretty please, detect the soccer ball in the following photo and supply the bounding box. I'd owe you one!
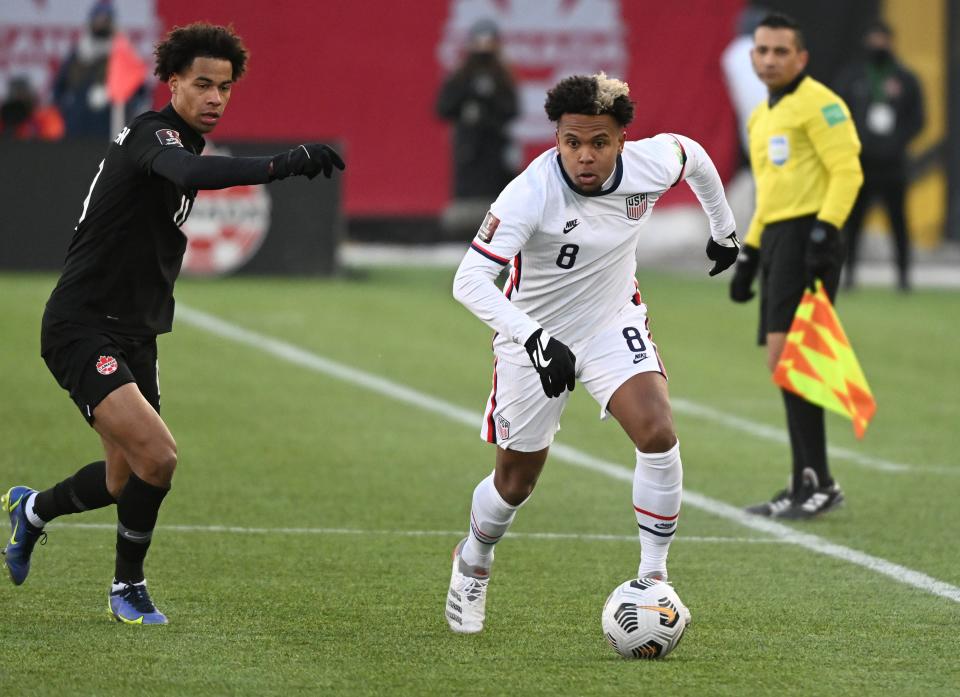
[601,578,690,659]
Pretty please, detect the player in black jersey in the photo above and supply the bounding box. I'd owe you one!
[1,23,344,624]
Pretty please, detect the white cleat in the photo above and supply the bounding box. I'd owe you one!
[639,570,692,626]
[445,538,489,634]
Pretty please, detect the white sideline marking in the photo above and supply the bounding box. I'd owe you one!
[175,305,960,604]
[673,398,908,474]
[50,522,775,545]
[672,399,954,476]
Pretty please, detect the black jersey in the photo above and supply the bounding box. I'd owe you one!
[46,104,205,336]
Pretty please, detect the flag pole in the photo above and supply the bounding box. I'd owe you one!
[110,100,124,139]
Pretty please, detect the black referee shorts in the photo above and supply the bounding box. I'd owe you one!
[40,311,161,425]
[757,214,843,345]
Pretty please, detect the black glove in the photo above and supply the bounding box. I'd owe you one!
[705,231,741,277]
[269,144,345,181]
[729,244,760,303]
[524,328,576,398]
[805,222,841,291]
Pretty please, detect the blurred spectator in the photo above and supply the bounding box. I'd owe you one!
[722,5,769,150]
[436,19,518,238]
[834,19,925,291]
[721,6,769,237]
[52,0,148,138]
[0,77,64,140]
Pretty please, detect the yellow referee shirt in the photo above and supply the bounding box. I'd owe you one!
[745,74,863,247]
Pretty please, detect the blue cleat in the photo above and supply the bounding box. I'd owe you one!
[2,486,46,586]
[108,580,168,625]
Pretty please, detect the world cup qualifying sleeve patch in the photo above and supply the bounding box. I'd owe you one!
[477,211,500,243]
[155,129,183,147]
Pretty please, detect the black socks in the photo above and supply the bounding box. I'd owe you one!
[115,473,170,584]
[781,389,833,493]
[33,461,114,522]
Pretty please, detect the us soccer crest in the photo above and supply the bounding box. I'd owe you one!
[496,413,511,441]
[626,194,647,220]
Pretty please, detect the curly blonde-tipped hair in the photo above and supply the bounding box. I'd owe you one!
[544,72,635,125]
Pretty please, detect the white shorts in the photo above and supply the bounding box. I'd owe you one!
[480,302,666,452]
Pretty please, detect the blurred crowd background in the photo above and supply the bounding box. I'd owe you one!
[0,0,955,285]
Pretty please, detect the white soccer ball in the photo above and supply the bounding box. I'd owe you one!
[601,578,690,659]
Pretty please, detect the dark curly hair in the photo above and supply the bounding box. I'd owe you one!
[544,73,635,126]
[154,23,248,81]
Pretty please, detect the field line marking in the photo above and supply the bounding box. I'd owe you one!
[49,522,775,545]
[671,398,917,474]
[175,304,960,604]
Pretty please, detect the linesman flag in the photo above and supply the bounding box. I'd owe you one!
[107,33,147,105]
[772,281,877,438]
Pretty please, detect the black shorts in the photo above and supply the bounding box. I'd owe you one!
[40,311,161,425]
[757,215,843,345]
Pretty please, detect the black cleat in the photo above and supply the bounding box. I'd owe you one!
[744,468,817,518]
[779,479,845,519]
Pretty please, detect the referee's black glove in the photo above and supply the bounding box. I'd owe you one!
[524,328,576,398]
[705,231,741,276]
[269,144,346,181]
[729,244,760,303]
[805,221,841,291]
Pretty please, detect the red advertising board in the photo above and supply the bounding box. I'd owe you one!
[6,0,742,216]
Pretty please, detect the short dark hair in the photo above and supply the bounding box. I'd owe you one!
[757,12,806,51]
[154,23,248,81]
[544,73,635,126]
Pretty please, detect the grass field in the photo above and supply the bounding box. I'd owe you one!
[1,267,958,696]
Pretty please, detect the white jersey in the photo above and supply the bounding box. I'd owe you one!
[453,133,735,365]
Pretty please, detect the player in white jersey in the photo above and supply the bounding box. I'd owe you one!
[444,73,739,634]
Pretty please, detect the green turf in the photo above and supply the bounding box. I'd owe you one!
[1,268,958,696]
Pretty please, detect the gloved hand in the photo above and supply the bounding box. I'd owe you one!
[729,244,760,303]
[705,231,741,277]
[524,328,576,398]
[269,144,345,181]
[805,222,841,291]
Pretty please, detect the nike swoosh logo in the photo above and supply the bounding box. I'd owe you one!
[534,336,552,368]
[562,220,579,234]
[638,605,678,625]
[7,493,24,546]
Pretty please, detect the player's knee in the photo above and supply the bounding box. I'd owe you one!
[139,438,177,486]
[634,419,676,454]
[498,468,539,506]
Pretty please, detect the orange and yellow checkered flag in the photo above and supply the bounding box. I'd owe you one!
[772,281,877,438]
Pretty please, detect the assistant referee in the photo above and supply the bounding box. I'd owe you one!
[729,13,863,519]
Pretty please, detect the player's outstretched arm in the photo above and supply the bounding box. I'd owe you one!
[654,133,738,275]
[151,143,345,190]
[268,144,345,181]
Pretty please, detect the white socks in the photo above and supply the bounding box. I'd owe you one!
[633,441,683,578]
[461,473,520,569]
[25,493,46,529]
